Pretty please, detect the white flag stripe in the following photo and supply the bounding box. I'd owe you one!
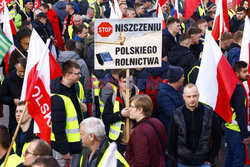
[196,30,221,108]
[21,29,47,101]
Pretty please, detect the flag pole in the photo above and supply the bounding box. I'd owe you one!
[201,0,206,16]
[13,45,26,58]
[14,0,29,18]
[125,68,130,142]
[2,101,29,167]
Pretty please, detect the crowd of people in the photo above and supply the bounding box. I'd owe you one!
[0,0,250,166]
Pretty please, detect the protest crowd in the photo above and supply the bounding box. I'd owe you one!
[0,0,250,166]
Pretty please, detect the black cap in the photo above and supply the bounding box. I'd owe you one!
[16,27,31,40]
[207,1,216,10]
[24,0,33,5]
[203,15,214,22]
[37,12,47,19]
[167,65,184,83]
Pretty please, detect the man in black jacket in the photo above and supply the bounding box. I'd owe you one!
[162,17,181,58]
[168,33,197,83]
[51,59,83,167]
[168,83,221,166]
[0,58,26,137]
[188,27,203,61]
[229,7,246,33]
[31,12,52,43]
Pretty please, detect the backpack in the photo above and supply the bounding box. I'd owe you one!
[145,74,162,115]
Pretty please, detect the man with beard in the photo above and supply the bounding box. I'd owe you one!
[229,7,246,33]
[224,61,250,167]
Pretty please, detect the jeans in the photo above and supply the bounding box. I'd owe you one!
[52,149,81,167]
[177,162,211,167]
[224,127,245,167]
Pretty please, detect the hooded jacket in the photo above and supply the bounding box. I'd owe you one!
[53,1,67,28]
[162,28,179,57]
[157,82,184,133]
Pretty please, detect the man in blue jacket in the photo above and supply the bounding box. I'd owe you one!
[157,65,184,134]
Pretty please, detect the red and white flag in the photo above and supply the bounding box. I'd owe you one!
[239,17,250,94]
[211,0,229,41]
[2,4,17,74]
[184,0,201,20]
[174,0,179,18]
[20,30,62,143]
[196,30,239,123]
[155,0,167,16]
[158,4,166,30]
[33,0,40,9]
[0,0,12,13]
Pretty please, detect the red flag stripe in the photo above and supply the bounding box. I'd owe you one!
[214,55,238,123]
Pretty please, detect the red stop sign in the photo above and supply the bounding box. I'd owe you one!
[97,22,113,37]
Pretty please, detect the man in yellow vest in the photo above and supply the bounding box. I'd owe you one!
[102,69,142,155]
[224,61,250,167]
[0,125,23,167]
[79,117,129,167]
[19,139,52,167]
[51,59,84,167]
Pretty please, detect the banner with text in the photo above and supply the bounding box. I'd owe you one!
[94,18,162,69]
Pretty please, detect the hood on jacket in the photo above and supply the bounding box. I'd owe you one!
[158,81,183,94]
[58,51,80,64]
[51,77,77,97]
[85,35,94,46]
[226,42,241,52]
[53,1,67,9]
[103,73,118,86]
[47,8,58,19]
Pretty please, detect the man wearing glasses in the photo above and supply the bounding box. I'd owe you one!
[51,59,83,167]
[18,139,52,167]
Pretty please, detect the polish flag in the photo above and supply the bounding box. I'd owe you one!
[33,0,40,9]
[109,1,120,19]
[174,0,179,18]
[239,17,250,94]
[158,4,166,30]
[211,0,230,41]
[20,30,62,143]
[184,0,202,20]
[196,30,239,123]
[0,0,12,13]
[114,0,123,18]
[155,0,167,16]
[2,4,17,74]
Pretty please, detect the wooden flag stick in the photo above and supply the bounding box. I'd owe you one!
[3,101,28,167]
[13,45,26,58]
[125,68,130,142]
[14,0,29,18]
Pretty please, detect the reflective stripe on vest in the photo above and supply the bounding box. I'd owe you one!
[228,9,235,19]
[198,6,205,17]
[77,81,84,101]
[0,154,24,167]
[181,22,185,34]
[97,145,130,167]
[108,92,124,141]
[225,99,247,132]
[99,83,117,118]
[187,66,200,83]
[51,94,81,143]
